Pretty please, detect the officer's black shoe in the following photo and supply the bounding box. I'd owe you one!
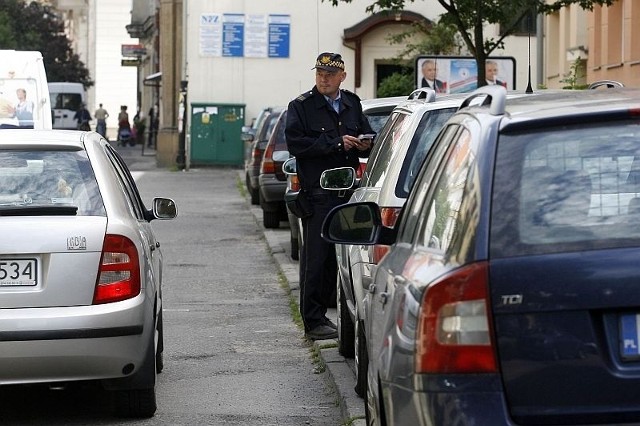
[306,325,338,340]
[324,318,337,330]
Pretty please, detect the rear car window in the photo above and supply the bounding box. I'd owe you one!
[0,149,105,216]
[491,120,640,257]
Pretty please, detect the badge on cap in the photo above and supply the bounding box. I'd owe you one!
[313,52,345,71]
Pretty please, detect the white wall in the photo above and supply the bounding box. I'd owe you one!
[91,0,138,135]
[184,0,538,126]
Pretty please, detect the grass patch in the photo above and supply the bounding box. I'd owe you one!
[236,175,248,197]
[342,416,366,426]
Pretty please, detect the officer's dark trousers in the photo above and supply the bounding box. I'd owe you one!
[299,192,343,332]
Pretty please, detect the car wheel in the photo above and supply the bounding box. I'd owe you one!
[263,209,280,228]
[290,231,299,260]
[156,310,164,374]
[354,317,368,397]
[337,275,355,357]
[113,331,157,418]
[250,187,259,205]
[115,387,157,418]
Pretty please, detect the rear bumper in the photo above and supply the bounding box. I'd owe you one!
[0,295,152,385]
[259,176,286,207]
[389,374,514,425]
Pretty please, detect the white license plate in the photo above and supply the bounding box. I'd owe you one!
[0,258,38,286]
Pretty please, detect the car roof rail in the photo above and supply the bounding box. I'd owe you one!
[458,85,507,116]
[407,88,436,102]
[588,80,624,90]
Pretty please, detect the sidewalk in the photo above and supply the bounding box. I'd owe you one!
[248,191,367,426]
[118,145,366,425]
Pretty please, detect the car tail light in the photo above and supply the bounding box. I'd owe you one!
[356,160,367,178]
[372,207,402,263]
[415,262,497,374]
[261,142,276,174]
[251,147,263,163]
[93,234,141,304]
[290,174,301,192]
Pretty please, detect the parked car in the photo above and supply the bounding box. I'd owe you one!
[244,107,284,205]
[258,108,289,228]
[322,85,640,425]
[0,129,177,418]
[333,89,464,396]
[284,96,406,261]
[242,106,273,158]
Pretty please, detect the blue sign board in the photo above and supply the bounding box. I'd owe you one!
[223,14,244,57]
[268,15,290,58]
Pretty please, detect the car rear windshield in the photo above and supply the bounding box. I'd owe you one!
[491,119,640,257]
[0,149,105,216]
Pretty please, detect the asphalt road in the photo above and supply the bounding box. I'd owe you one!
[0,144,365,426]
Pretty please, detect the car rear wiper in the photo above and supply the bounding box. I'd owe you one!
[0,205,78,216]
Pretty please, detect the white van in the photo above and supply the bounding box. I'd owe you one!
[49,82,86,130]
[0,50,52,129]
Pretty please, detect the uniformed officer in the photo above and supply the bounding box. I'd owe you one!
[285,52,375,340]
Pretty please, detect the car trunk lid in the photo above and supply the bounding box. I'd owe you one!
[491,247,640,424]
[0,216,107,308]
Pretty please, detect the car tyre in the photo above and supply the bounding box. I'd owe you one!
[156,310,164,374]
[115,387,157,418]
[112,323,158,418]
[263,209,280,228]
[337,275,355,357]
[354,317,368,397]
[246,175,259,205]
[290,232,299,260]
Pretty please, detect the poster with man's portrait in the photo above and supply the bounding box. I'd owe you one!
[415,55,516,93]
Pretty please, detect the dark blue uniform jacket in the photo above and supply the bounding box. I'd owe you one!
[285,86,374,191]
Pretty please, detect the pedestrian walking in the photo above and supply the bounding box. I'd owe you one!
[94,103,109,139]
[74,103,91,131]
[284,52,375,340]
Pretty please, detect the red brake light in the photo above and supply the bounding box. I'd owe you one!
[415,262,496,374]
[372,207,402,263]
[261,143,276,174]
[93,234,141,304]
[380,207,401,228]
[291,174,301,192]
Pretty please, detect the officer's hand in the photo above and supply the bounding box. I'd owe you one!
[342,135,360,150]
[355,135,373,151]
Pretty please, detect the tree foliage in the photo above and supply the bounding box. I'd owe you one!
[0,0,93,88]
[326,0,617,86]
[377,70,415,97]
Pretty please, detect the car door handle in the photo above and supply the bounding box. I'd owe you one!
[379,292,389,305]
[150,242,160,251]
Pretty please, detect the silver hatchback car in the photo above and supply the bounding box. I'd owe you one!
[0,130,177,418]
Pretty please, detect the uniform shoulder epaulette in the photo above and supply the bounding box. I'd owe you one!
[341,88,361,101]
[295,91,314,102]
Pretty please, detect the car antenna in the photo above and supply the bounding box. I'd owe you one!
[525,11,533,94]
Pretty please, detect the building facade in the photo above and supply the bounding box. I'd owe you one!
[129,0,542,168]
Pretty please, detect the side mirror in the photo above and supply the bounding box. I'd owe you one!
[321,202,381,244]
[320,167,356,191]
[152,197,178,220]
[282,157,297,175]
